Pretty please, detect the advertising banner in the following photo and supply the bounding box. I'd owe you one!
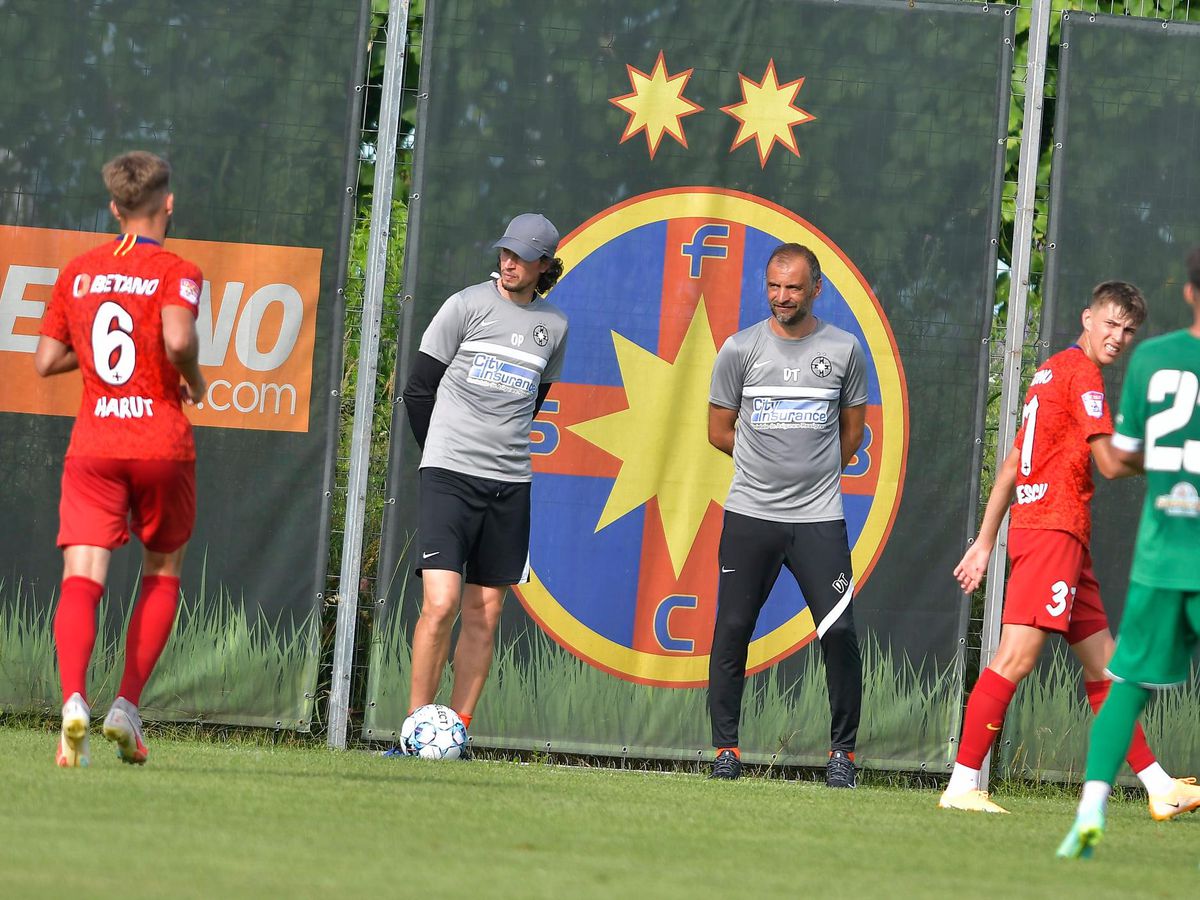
[1,226,322,431]
[0,0,366,728]
[367,0,1011,770]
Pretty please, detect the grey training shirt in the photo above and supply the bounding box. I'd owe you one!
[419,280,569,482]
[710,318,867,522]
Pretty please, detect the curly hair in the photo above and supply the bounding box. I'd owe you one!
[102,151,171,217]
[537,257,564,295]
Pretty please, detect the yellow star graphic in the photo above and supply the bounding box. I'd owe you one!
[609,51,703,159]
[721,59,815,167]
[568,298,734,577]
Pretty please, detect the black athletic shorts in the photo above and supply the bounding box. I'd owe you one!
[417,466,531,587]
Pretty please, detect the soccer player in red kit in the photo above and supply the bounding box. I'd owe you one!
[34,151,206,768]
[939,281,1200,816]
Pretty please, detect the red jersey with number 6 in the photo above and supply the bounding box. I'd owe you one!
[40,234,201,461]
[1008,345,1112,545]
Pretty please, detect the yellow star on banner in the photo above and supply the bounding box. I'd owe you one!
[609,51,704,159]
[568,298,734,577]
[721,59,815,167]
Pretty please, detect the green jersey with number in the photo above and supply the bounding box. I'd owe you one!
[1112,329,1200,590]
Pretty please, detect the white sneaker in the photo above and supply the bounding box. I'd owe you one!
[103,697,148,765]
[57,693,90,768]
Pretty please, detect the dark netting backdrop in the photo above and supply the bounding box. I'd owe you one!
[0,1,367,728]
[1001,13,1200,780]
[367,0,1011,770]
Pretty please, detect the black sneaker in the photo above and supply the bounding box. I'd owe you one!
[826,750,856,788]
[710,749,742,780]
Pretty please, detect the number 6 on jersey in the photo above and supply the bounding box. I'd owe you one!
[92,300,136,386]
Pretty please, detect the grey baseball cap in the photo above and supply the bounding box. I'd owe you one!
[493,213,559,261]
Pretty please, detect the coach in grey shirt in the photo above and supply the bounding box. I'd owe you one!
[400,213,568,743]
[706,242,866,786]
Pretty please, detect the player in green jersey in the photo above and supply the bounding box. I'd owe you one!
[1059,247,1200,859]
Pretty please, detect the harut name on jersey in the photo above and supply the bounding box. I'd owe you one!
[750,396,829,430]
[93,395,155,419]
[468,353,537,395]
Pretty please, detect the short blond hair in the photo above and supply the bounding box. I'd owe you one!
[102,151,171,216]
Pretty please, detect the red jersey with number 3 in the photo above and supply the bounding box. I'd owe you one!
[40,235,201,461]
[1008,345,1112,545]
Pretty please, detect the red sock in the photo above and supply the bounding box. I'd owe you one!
[717,746,741,759]
[458,712,472,731]
[1085,679,1156,773]
[54,576,104,704]
[956,668,1017,768]
[117,575,180,705]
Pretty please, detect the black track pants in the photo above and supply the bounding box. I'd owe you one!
[708,510,862,752]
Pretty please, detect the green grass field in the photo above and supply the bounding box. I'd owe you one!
[3,725,1196,899]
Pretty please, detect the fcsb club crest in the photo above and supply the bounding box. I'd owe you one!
[518,188,908,686]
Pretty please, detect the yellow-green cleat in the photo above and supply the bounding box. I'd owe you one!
[1056,809,1105,860]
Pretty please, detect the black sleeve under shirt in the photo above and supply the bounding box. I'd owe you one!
[401,351,448,449]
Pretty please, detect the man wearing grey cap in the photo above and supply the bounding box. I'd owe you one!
[400,213,568,745]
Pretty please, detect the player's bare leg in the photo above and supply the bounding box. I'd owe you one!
[62,544,112,583]
[448,583,505,720]
[408,569,463,711]
[1069,629,1196,816]
[1068,628,1116,682]
[986,623,1048,683]
[142,545,186,580]
[940,624,1047,811]
[102,545,187,765]
[54,545,112,767]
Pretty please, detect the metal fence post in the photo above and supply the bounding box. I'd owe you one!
[978,0,1053,786]
[328,0,412,750]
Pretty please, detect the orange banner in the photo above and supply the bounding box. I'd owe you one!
[0,226,323,433]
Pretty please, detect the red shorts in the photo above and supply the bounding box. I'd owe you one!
[58,456,196,553]
[1003,528,1108,643]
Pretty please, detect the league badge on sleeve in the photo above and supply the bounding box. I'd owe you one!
[179,278,200,306]
[1081,390,1104,419]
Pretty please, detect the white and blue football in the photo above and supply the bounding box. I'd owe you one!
[400,704,468,759]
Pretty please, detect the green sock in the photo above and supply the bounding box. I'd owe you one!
[1084,680,1152,785]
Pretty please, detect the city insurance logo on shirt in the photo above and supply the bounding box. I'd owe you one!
[0,225,321,433]
[519,188,908,686]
